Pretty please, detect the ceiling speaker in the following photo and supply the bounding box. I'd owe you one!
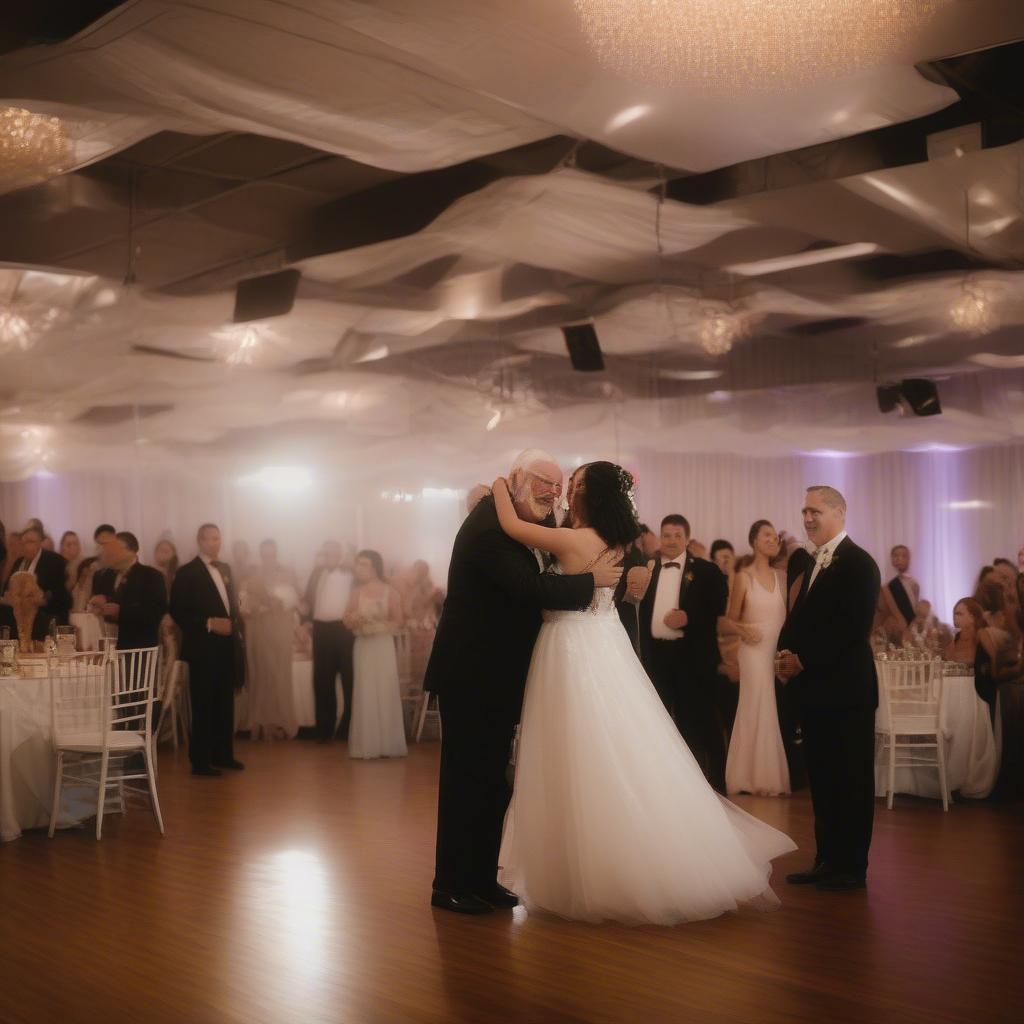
[561,322,605,372]
[233,269,301,322]
[876,379,942,418]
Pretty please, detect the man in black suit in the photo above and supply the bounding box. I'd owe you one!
[88,524,119,605]
[777,485,880,893]
[95,531,167,650]
[425,450,623,915]
[639,514,729,792]
[170,523,244,777]
[302,541,355,743]
[8,525,71,627]
[614,540,653,654]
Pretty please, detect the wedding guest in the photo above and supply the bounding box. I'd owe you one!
[973,565,996,599]
[153,538,179,597]
[303,540,355,743]
[976,579,1022,647]
[98,531,167,651]
[945,598,1000,725]
[240,539,299,740]
[907,599,940,646]
[24,518,45,538]
[71,557,99,613]
[170,523,244,776]
[10,526,71,626]
[687,538,708,560]
[724,520,790,796]
[638,524,660,560]
[343,549,407,760]
[59,531,83,591]
[639,514,729,792]
[881,545,920,641]
[992,558,1021,629]
[1,530,22,588]
[90,524,119,602]
[231,540,253,585]
[402,560,446,687]
[614,534,652,655]
[778,485,880,893]
[41,535,55,551]
[710,540,736,579]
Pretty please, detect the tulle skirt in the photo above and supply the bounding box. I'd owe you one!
[499,610,797,925]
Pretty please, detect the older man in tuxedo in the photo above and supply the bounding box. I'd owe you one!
[639,514,729,792]
[777,486,880,893]
[6,525,70,627]
[170,523,244,777]
[96,531,167,651]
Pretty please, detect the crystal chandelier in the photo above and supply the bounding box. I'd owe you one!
[949,280,997,337]
[1,106,72,192]
[698,303,748,357]
[573,1,948,90]
[213,323,271,366]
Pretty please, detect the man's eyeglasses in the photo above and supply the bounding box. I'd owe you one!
[527,472,562,498]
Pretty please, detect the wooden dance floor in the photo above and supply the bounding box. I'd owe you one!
[1,740,1018,1024]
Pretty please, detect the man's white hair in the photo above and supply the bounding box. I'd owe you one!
[806,484,847,514]
[510,448,560,477]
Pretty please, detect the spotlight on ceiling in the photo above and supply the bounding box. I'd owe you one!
[233,269,301,323]
[561,322,605,372]
[876,379,942,418]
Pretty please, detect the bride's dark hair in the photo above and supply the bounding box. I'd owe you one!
[577,462,641,549]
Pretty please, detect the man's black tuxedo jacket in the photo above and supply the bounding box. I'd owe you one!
[11,548,71,625]
[113,562,168,650]
[91,566,118,602]
[424,496,594,720]
[169,556,241,667]
[638,553,727,673]
[778,538,881,711]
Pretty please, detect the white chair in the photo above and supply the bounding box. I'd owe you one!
[48,647,165,840]
[876,658,951,811]
[155,645,190,752]
[414,690,441,742]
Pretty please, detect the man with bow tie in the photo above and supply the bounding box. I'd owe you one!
[170,523,245,776]
[302,541,356,743]
[777,486,880,893]
[639,514,729,792]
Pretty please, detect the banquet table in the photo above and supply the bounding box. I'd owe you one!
[0,666,107,841]
[874,669,1001,801]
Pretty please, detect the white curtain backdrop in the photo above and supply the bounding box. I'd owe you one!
[3,443,1022,621]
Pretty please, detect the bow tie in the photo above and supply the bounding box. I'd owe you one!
[662,561,681,569]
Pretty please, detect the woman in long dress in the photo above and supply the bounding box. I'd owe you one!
[344,550,407,760]
[491,463,796,926]
[723,520,791,797]
[241,539,299,739]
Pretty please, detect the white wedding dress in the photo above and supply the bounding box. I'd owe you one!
[499,568,797,926]
[726,571,791,797]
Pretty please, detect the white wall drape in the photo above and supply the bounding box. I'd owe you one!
[2,443,1022,621]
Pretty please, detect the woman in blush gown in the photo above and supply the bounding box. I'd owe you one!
[241,539,300,739]
[723,521,791,797]
[344,550,408,760]
[491,463,796,926]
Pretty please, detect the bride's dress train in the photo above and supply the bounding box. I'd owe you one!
[499,573,797,926]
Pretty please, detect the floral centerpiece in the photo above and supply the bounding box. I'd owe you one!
[7,571,44,653]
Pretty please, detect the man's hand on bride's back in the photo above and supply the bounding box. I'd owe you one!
[591,550,624,589]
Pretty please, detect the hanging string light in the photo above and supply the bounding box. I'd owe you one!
[573,1,948,90]
[1,106,72,192]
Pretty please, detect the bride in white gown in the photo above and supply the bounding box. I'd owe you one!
[490,462,796,926]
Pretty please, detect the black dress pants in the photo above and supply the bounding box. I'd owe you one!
[645,639,680,717]
[674,664,727,794]
[433,692,517,896]
[312,620,354,741]
[800,704,876,876]
[187,637,235,769]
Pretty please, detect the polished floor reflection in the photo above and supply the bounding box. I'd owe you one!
[1,740,1018,1024]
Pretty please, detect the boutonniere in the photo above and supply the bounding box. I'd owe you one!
[817,549,838,571]
[684,570,695,583]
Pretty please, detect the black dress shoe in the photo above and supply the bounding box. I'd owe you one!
[786,863,834,885]
[431,891,494,915]
[213,760,245,770]
[478,884,519,909]
[192,766,222,777]
[816,873,866,892]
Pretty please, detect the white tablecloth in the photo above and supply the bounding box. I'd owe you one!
[0,670,107,841]
[875,672,1000,800]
